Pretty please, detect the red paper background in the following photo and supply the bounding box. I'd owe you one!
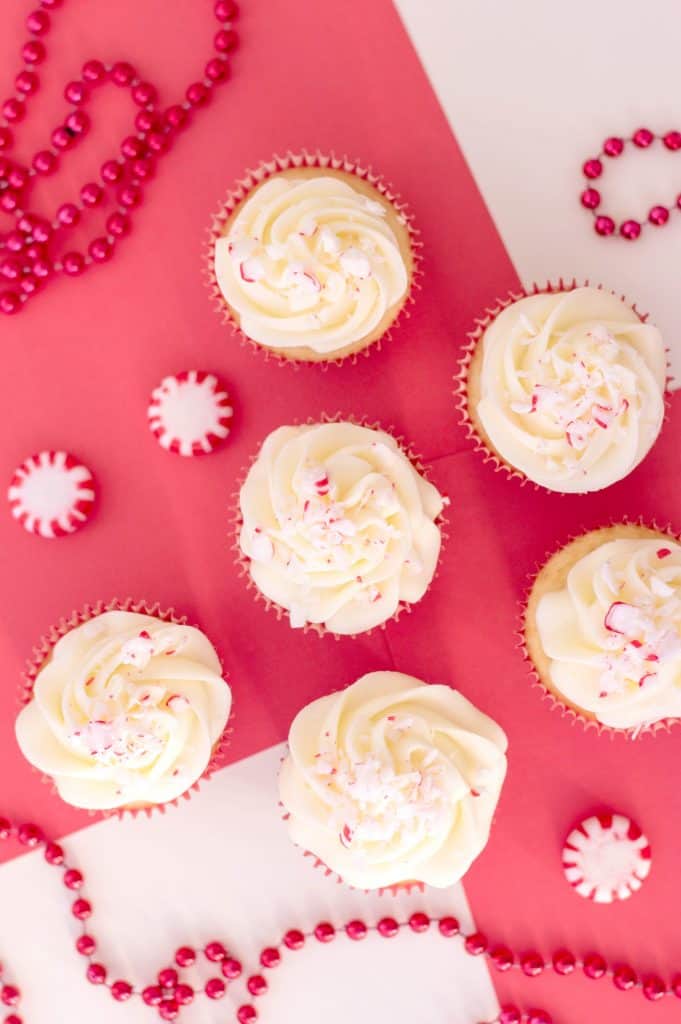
[1,1,679,1020]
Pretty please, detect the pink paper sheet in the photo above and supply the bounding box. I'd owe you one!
[1,1,679,1020]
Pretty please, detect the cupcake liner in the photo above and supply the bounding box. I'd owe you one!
[453,278,671,495]
[21,597,235,819]
[231,412,450,640]
[518,517,681,740]
[204,150,423,368]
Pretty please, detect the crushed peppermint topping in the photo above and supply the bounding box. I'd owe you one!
[120,631,156,670]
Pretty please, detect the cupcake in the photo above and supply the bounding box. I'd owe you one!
[524,524,681,732]
[15,608,232,811]
[237,420,444,635]
[279,671,508,890]
[461,286,666,493]
[210,155,415,363]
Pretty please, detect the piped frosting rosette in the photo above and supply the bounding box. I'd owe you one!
[525,526,681,733]
[237,420,445,635]
[207,153,417,363]
[279,671,508,890]
[16,602,232,812]
[458,285,666,493]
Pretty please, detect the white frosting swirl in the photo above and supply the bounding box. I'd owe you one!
[15,611,231,809]
[214,174,409,355]
[279,671,508,889]
[475,288,666,492]
[239,422,444,635]
[536,538,681,729]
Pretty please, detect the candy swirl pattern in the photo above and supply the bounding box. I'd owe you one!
[214,174,409,355]
[279,671,508,890]
[15,611,231,810]
[238,422,444,635]
[475,288,666,492]
[536,538,681,729]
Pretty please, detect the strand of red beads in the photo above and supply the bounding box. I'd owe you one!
[2,816,681,1022]
[0,0,239,315]
[581,128,681,240]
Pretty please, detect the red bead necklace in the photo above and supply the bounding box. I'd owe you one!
[581,128,681,240]
[2,816,681,1023]
[0,0,239,316]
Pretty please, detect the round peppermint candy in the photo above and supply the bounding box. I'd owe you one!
[8,451,96,538]
[148,371,233,456]
[562,811,652,903]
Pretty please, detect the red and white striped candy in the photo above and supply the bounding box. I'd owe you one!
[562,811,652,903]
[8,451,96,539]
[148,371,233,456]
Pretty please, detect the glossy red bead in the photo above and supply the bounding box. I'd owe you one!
[314,922,335,943]
[5,232,24,252]
[521,951,544,976]
[41,0,64,7]
[664,130,681,151]
[88,237,112,263]
[76,934,96,956]
[205,978,226,1000]
[132,81,157,106]
[527,1012,552,1024]
[43,836,63,859]
[51,127,73,150]
[490,945,514,971]
[438,916,460,937]
[66,110,90,135]
[32,218,52,243]
[132,156,156,181]
[583,157,603,179]
[33,150,57,175]
[121,136,146,160]
[5,1015,22,1024]
[499,1006,521,1024]
[86,963,106,985]
[27,9,50,33]
[80,182,103,207]
[16,70,39,95]
[8,168,28,191]
[31,257,51,280]
[0,290,21,317]
[552,949,576,975]
[142,986,163,1006]
[260,947,281,968]
[613,964,637,990]
[215,0,238,18]
[408,912,429,933]
[603,135,624,156]
[3,99,26,124]
[620,219,641,240]
[214,29,238,53]
[580,187,600,209]
[164,105,188,130]
[0,818,11,838]
[19,273,41,295]
[464,931,487,955]
[346,919,367,941]
[221,957,242,979]
[205,941,227,962]
[595,214,615,236]
[111,980,133,1002]
[642,975,666,1000]
[158,999,179,1021]
[633,127,654,147]
[584,953,607,979]
[146,130,170,154]
[0,127,13,150]
[135,109,160,133]
[174,946,195,968]
[671,973,681,998]
[22,40,46,64]
[71,897,92,918]
[186,82,209,107]
[57,203,80,227]
[377,917,399,938]
[0,192,20,214]
[157,968,178,990]
[65,81,88,104]
[206,57,229,82]
[1,257,23,281]
[649,205,669,226]
[18,823,43,846]
[283,928,305,950]
[237,1007,257,1024]
[175,984,194,1006]
[63,868,84,890]
[118,184,142,208]
[1,985,20,1006]
[82,59,106,82]
[101,158,124,184]
[111,61,136,86]
[247,975,267,996]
